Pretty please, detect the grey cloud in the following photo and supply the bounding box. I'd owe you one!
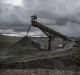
[0,0,80,37]
[1,0,80,25]
[0,0,80,24]
[37,0,80,25]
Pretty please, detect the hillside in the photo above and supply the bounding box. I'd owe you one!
[0,35,80,75]
[0,34,21,48]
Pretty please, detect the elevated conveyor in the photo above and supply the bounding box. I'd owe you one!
[0,16,79,64]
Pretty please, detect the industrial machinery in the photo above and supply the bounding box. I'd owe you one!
[1,15,79,64]
[30,15,76,50]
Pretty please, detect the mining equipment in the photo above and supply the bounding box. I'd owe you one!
[30,15,75,50]
[0,15,80,64]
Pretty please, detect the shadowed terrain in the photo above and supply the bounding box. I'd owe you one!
[0,34,21,48]
[0,34,80,75]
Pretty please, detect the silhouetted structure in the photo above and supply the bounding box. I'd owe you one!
[31,15,74,50]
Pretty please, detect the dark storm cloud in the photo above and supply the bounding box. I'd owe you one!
[0,0,80,37]
[23,0,80,37]
[33,0,80,25]
[1,0,80,25]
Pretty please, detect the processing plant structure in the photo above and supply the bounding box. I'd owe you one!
[0,16,80,70]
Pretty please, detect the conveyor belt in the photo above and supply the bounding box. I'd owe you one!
[32,21,74,41]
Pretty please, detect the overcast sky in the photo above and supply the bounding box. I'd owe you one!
[0,0,80,37]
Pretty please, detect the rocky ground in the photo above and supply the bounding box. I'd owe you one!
[0,69,80,75]
[0,35,80,75]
